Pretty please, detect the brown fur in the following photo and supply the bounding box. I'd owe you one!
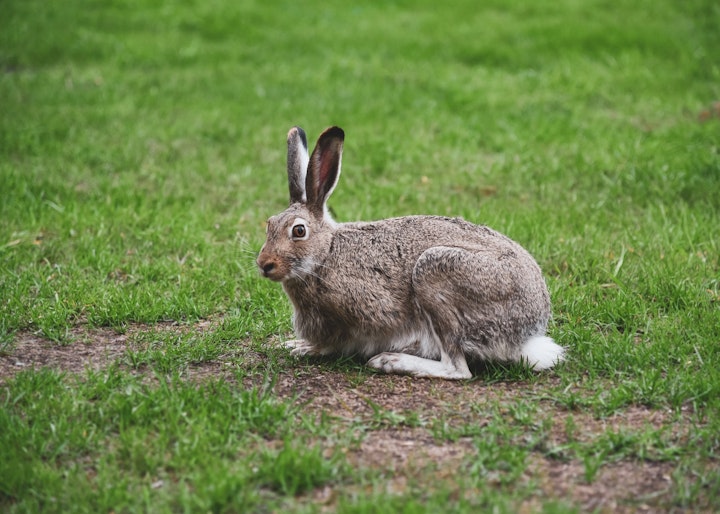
[257,126,563,379]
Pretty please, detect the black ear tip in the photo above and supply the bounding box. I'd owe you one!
[322,126,345,141]
[297,127,308,148]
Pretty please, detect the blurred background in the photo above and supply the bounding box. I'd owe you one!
[1,0,718,334]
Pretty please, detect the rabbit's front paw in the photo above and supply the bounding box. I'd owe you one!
[283,339,322,357]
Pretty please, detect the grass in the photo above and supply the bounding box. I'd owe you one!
[1,0,720,511]
[1,368,350,511]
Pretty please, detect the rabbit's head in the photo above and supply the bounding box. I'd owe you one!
[256,126,344,282]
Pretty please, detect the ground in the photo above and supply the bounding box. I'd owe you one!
[0,320,701,513]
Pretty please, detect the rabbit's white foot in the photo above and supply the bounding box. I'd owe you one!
[283,339,324,357]
[367,352,472,380]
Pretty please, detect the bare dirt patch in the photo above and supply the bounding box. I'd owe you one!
[0,319,230,384]
[1,326,131,381]
[0,322,701,511]
[528,456,677,513]
[271,367,687,512]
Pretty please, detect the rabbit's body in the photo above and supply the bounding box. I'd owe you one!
[284,215,549,361]
[257,126,564,379]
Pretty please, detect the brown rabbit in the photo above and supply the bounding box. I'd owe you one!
[256,126,564,379]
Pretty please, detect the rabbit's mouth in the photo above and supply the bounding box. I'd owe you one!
[259,264,285,282]
[262,270,283,282]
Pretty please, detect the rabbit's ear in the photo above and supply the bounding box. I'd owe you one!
[287,126,309,204]
[306,126,344,214]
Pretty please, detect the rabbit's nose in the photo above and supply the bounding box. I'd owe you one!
[257,253,280,279]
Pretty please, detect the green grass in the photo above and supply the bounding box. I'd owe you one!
[2,0,720,511]
[1,368,351,512]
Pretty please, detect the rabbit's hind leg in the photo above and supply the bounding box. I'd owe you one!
[367,347,471,379]
[411,245,526,365]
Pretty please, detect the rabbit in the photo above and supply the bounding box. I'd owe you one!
[256,126,565,379]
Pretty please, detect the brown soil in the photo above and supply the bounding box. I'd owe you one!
[0,322,707,512]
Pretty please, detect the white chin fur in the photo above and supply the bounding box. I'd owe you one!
[521,336,565,370]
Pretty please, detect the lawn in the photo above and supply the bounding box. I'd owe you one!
[1,0,719,512]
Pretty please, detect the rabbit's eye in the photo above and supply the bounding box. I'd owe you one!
[292,224,308,239]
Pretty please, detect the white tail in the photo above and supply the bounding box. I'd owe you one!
[521,336,565,370]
